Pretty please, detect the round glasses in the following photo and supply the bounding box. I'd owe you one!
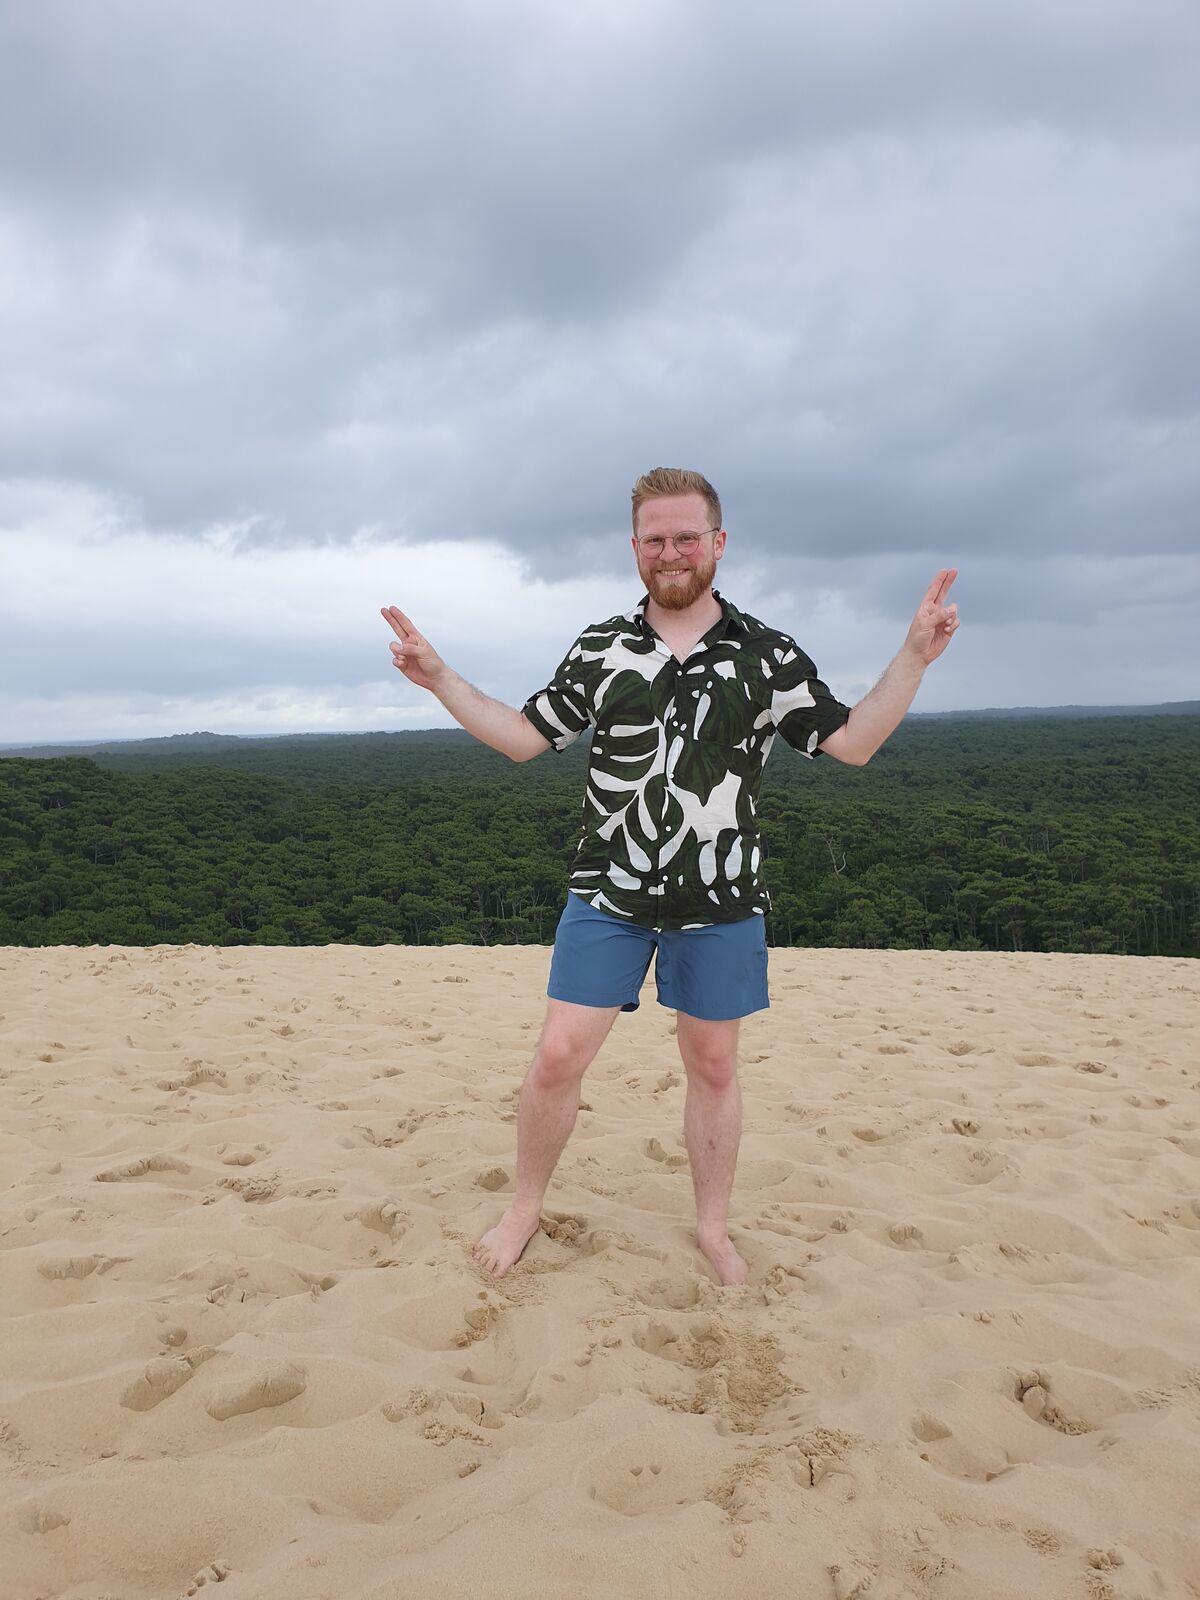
[635,527,718,557]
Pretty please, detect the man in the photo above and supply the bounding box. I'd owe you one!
[381,466,959,1284]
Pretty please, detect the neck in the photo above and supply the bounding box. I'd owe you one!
[644,586,721,636]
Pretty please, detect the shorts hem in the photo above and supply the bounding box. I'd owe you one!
[547,981,641,1012]
[655,992,771,1022]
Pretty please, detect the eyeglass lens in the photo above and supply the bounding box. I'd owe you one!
[640,533,702,555]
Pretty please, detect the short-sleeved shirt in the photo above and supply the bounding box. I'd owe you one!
[521,591,851,931]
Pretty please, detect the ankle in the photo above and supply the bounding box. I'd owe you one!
[695,1220,730,1243]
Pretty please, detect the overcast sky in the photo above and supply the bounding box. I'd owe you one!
[2,0,1198,744]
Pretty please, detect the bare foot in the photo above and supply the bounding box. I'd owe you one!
[697,1229,749,1286]
[473,1207,541,1278]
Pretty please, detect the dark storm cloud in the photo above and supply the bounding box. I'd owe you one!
[1,0,1197,640]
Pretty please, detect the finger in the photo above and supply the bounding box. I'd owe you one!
[922,569,957,605]
[380,606,417,642]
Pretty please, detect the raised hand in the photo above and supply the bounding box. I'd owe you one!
[380,606,447,693]
[904,569,960,666]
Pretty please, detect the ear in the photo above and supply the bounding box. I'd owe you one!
[713,528,727,561]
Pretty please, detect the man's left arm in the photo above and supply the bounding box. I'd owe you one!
[819,569,960,767]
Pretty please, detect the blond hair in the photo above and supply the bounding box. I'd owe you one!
[630,467,722,533]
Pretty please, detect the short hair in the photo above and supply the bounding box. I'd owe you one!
[630,467,722,533]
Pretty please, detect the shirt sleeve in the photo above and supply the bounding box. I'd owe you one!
[767,640,852,758]
[521,638,593,751]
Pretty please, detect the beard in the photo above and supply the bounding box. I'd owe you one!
[639,549,718,611]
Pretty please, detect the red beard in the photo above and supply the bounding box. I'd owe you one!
[640,550,717,610]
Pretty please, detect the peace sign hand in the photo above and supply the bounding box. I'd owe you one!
[380,606,447,694]
[904,569,960,666]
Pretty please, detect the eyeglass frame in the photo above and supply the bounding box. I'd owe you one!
[633,527,721,556]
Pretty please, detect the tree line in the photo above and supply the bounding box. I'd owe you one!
[0,716,1196,955]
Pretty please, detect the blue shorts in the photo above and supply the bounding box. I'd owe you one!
[547,892,769,1022]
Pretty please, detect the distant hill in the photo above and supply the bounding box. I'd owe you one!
[910,702,1200,721]
[1,702,1197,760]
[0,727,472,759]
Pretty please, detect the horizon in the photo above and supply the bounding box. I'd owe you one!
[4,697,1199,753]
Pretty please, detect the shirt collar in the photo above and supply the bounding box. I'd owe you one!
[626,590,753,639]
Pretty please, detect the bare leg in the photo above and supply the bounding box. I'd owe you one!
[677,1012,748,1285]
[473,998,619,1278]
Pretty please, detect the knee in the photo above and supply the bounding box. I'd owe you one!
[682,1048,738,1093]
[529,1033,589,1091]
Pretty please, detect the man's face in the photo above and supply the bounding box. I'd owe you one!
[632,493,726,611]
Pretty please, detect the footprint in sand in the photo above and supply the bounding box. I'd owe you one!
[37,1252,128,1280]
[635,1317,791,1430]
[959,1147,1007,1185]
[204,1361,306,1421]
[154,1063,229,1092]
[637,1274,702,1310]
[95,1154,190,1182]
[383,1386,498,1438]
[914,1413,1015,1482]
[180,1560,231,1594]
[583,1229,667,1264]
[1012,1367,1115,1435]
[1084,1543,1177,1600]
[589,1433,694,1516]
[542,1210,588,1246]
[354,1113,427,1148]
[454,1298,499,1348]
[828,1561,877,1599]
[790,1430,859,1498]
[760,1264,806,1304]
[644,1137,689,1169]
[216,1172,279,1203]
[351,1198,409,1239]
[887,1222,925,1247]
[120,1347,216,1411]
[20,1505,71,1534]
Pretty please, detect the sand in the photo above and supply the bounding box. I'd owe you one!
[2,942,1198,1600]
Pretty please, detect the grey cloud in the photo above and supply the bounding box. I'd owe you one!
[1,0,1198,724]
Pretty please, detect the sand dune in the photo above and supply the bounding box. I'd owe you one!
[2,943,1198,1599]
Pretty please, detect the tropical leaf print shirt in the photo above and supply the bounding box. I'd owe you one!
[521,592,852,930]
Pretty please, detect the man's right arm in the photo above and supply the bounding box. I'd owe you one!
[380,605,549,762]
[428,666,550,762]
